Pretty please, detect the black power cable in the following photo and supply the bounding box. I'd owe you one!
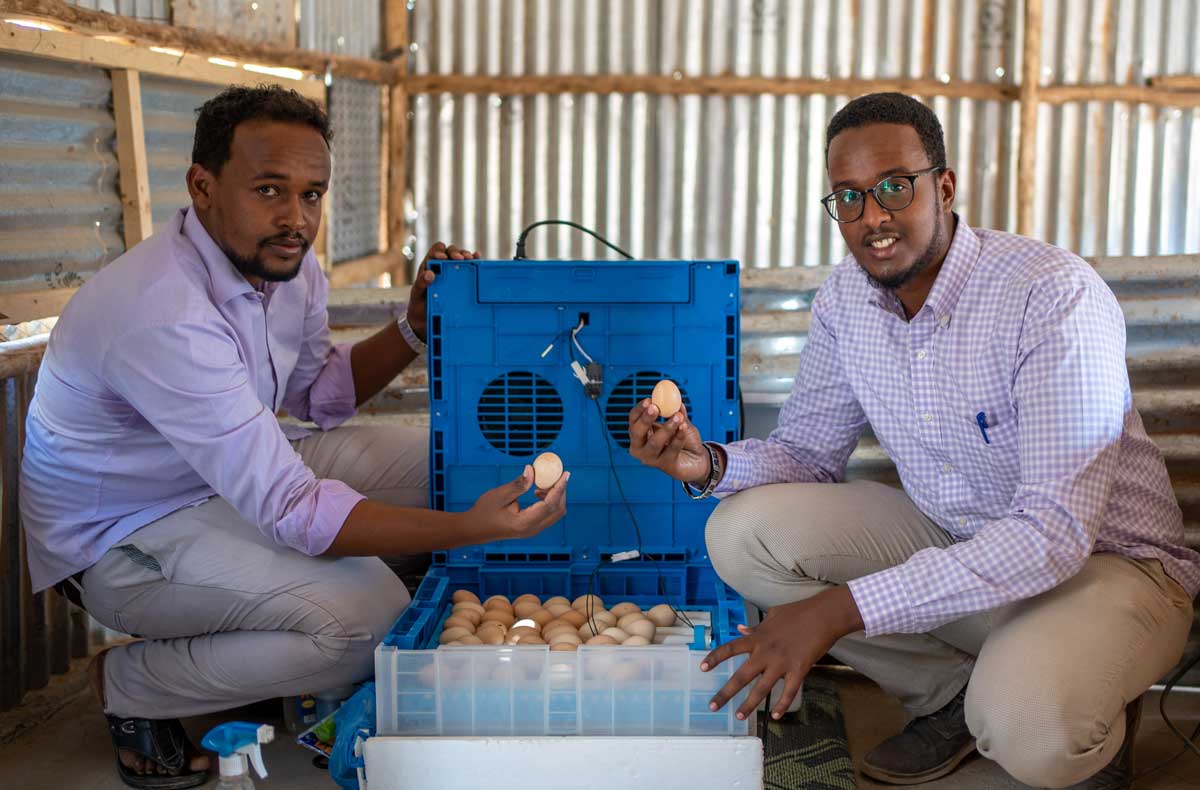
[513,220,635,260]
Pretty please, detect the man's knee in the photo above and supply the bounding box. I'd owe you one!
[307,558,410,674]
[966,677,1116,787]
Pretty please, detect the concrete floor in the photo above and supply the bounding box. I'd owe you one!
[1,663,1197,789]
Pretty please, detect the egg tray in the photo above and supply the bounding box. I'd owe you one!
[374,567,751,737]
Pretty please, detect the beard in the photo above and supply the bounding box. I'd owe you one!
[862,205,948,292]
[223,234,309,283]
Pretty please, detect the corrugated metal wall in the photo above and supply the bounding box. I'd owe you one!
[407,0,1199,267]
[298,0,383,59]
[171,0,297,48]
[329,78,384,263]
[140,75,223,231]
[0,52,123,298]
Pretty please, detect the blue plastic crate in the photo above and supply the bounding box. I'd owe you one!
[372,258,749,737]
[425,258,740,566]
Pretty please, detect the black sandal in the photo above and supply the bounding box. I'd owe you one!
[105,714,209,790]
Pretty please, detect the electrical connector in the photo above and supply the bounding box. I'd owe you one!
[584,362,603,399]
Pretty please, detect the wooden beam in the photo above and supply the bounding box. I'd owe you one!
[385,0,410,285]
[0,288,76,326]
[328,252,404,288]
[110,69,153,247]
[1016,0,1042,238]
[403,74,1020,102]
[1040,83,1200,108]
[0,0,394,83]
[1147,74,1200,92]
[0,19,325,101]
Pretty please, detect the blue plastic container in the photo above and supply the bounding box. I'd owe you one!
[374,258,748,736]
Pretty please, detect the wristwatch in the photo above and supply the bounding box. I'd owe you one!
[396,314,427,355]
[682,442,723,500]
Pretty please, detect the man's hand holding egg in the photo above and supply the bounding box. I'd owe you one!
[627,379,711,486]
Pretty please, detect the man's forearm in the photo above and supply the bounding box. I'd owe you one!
[349,321,419,406]
[326,499,489,556]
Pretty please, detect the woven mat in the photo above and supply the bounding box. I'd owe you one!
[762,673,857,790]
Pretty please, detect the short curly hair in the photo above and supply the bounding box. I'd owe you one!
[192,84,333,175]
[825,92,946,169]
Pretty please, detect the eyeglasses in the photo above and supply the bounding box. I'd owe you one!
[821,166,944,223]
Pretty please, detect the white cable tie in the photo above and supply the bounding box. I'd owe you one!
[610,549,640,563]
[570,360,590,387]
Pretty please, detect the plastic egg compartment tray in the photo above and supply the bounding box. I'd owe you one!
[375,604,751,737]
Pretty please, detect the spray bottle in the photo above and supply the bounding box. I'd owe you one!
[201,722,275,790]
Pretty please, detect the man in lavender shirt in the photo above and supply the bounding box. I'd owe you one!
[630,93,1198,789]
[21,85,569,787]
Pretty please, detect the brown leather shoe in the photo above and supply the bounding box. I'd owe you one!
[861,688,977,785]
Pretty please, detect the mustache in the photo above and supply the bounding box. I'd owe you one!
[259,233,310,249]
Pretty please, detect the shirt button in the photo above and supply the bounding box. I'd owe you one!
[916,349,928,360]
[922,413,933,422]
[958,516,967,526]
[942,463,953,473]
[938,315,950,328]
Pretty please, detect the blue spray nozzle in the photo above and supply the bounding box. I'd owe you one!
[202,722,274,779]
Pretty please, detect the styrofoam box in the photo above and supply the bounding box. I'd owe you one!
[375,642,750,737]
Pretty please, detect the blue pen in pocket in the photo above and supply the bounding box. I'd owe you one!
[976,411,990,444]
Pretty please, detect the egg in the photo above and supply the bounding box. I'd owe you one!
[532,452,564,490]
[617,612,648,630]
[572,594,604,612]
[452,590,481,605]
[456,634,484,645]
[548,631,582,647]
[481,609,515,628]
[542,620,577,639]
[646,604,678,627]
[418,663,439,687]
[476,627,505,645]
[513,593,541,607]
[578,622,600,639]
[442,615,477,633]
[585,634,619,646]
[545,602,573,617]
[529,609,554,627]
[452,601,485,620]
[558,609,587,628]
[513,634,546,645]
[601,627,629,643]
[550,642,579,652]
[506,626,540,644]
[651,379,683,418]
[590,610,618,629]
[609,602,641,618]
[513,601,542,619]
[624,619,657,641]
[543,596,571,608]
[439,626,473,644]
[483,595,512,611]
[621,635,651,646]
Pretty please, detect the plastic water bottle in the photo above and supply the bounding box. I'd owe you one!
[201,721,275,790]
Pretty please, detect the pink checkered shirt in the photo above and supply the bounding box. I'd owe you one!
[715,217,1200,637]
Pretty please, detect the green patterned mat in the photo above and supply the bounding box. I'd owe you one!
[762,673,856,790]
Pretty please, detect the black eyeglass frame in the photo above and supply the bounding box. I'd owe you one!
[821,166,945,223]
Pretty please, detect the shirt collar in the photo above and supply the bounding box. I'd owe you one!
[866,213,980,325]
[179,207,257,304]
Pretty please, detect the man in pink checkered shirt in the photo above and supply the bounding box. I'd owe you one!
[629,93,1198,789]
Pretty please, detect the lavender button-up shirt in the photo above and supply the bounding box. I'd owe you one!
[714,218,1200,637]
[21,208,365,592]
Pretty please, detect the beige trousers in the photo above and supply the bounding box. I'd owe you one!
[81,424,429,719]
[705,480,1194,788]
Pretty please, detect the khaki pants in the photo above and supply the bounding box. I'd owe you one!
[705,480,1194,788]
[81,424,429,719]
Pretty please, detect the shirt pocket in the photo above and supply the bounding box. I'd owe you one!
[950,403,1021,501]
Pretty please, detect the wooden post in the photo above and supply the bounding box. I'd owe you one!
[110,69,154,247]
[386,0,410,285]
[1016,0,1042,238]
